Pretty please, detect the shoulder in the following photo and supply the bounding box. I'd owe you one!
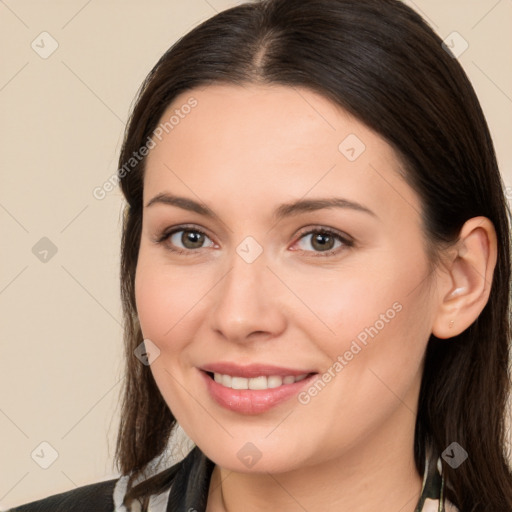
[6,477,118,512]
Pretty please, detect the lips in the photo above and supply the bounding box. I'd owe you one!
[201,362,316,378]
[199,362,318,414]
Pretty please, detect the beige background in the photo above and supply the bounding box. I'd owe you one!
[0,0,511,508]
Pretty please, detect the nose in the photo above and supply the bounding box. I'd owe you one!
[209,244,287,344]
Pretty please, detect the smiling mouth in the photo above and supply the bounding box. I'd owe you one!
[200,368,319,414]
[206,371,313,390]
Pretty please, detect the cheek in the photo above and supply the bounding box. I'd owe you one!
[135,267,169,341]
[134,258,205,419]
[134,251,226,381]
[292,283,430,462]
[312,274,431,415]
[134,258,199,349]
[287,255,428,357]
[297,250,433,406]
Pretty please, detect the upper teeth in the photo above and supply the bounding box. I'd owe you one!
[213,373,308,390]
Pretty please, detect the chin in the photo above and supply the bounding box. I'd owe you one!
[194,435,316,475]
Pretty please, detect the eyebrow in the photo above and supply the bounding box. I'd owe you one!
[145,193,377,220]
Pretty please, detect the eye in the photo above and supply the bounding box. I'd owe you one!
[292,227,353,257]
[156,225,216,255]
[155,224,353,257]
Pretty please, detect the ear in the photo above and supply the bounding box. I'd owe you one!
[431,216,498,339]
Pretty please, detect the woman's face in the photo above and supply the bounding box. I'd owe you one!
[135,84,440,473]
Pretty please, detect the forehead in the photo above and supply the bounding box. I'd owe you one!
[148,83,383,161]
[143,83,419,220]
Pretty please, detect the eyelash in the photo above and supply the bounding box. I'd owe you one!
[155,224,354,258]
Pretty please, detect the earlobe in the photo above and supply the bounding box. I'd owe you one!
[431,217,497,340]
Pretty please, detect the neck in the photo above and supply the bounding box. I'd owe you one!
[206,406,423,512]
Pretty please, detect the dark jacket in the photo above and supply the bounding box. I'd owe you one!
[7,447,214,512]
[6,478,117,511]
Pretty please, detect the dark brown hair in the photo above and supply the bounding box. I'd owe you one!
[114,0,512,510]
